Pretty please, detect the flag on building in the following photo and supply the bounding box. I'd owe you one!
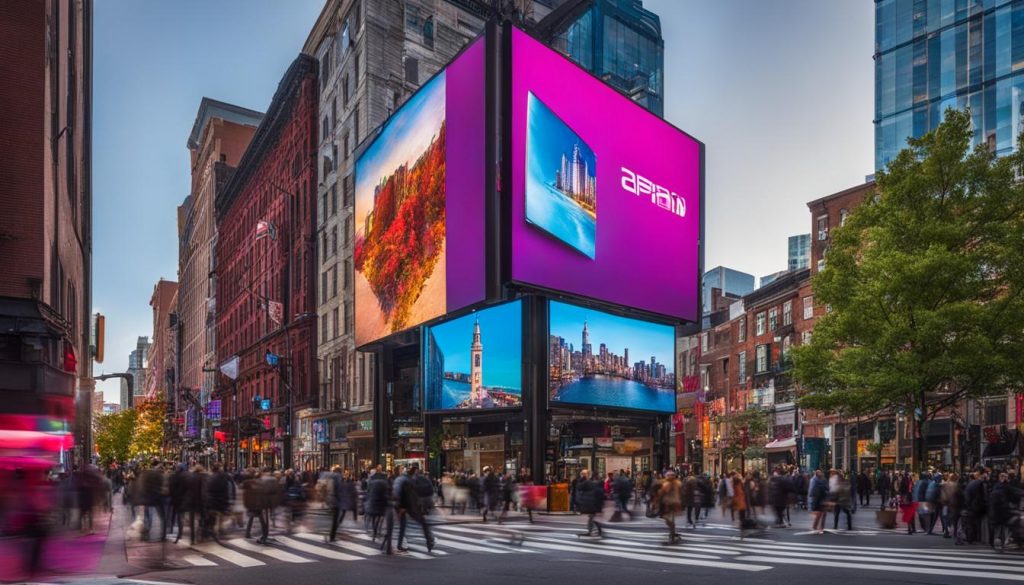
[268,300,284,325]
[219,356,240,380]
[255,220,277,241]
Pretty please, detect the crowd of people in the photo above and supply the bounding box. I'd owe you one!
[4,458,1021,570]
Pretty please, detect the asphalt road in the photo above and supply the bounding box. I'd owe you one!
[24,501,1021,585]
[18,504,1024,585]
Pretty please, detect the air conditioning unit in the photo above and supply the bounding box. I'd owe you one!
[817,229,828,241]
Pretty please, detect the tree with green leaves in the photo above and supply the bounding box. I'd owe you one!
[792,108,1024,471]
[95,409,137,466]
[718,406,771,471]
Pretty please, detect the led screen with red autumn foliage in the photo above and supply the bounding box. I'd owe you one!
[354,38,485,347]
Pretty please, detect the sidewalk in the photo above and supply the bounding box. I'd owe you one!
[0,508,114,583]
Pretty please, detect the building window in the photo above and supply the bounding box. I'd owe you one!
[321,233,328,264]
[738,316,746,342]
[801,331,812,345]
[353,52,360,87]
[755,312,766,336]
[330,183,337,216]
[768,308,778,331]
[331,226,338,255]
[738,351,746,383]
[803,296,814,319]
[755,344,769,373]
[817,258,826,272]
[321,270,328,303]
[333,308,340,340]
[331,266,338,299]
[423,17,434,49]
[783,300,793,326]
[343,258,351,291]
[839,208,849,226]
[700,332,708,352]
[781,336,791,363]
[344,300,353,334]
[342,74,349,105]
[353,106,359,142]
[343,175,354,207]
[405,56,419,84]
[343,133,350,159]
[817,215,828,240]
[322,314,328,343]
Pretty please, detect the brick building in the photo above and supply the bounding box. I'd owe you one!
[0,0,94,462]
[215,54,319,471]
[143,280,178,406]
[175,99,262,443]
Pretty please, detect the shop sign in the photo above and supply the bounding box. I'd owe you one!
[613,439,643,455]
[857,439,871,457]
[581,437,594,446]
[595,437,613,449]
[561,458,580,464]
[358,420,373,431]
[397,426,423,437]
[205,400,222,425]
[610,425,622,438]
[407,438,425,450]
[775,410,795,427]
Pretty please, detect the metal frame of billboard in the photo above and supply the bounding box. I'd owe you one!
[544,297,678,416]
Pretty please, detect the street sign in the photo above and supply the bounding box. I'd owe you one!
[260,398,271,411]
[265,351,279,367]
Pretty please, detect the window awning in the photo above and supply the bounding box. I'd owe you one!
[764,437,796,452]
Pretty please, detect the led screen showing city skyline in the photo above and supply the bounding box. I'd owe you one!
[526,92,597,259]
[424,300,523,411]
[548,300,675,413]
[511,28,702,322]
[353,37,486,348]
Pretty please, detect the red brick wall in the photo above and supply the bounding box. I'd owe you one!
[0,0,46,298]
[216,57,319,429]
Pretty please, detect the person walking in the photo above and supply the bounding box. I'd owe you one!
[138,460,166,541]
[988,471,1017,550]
[205,463,233,543]
[481,466,500,523]
[830,470,853,531]
[682,472,699,528]
[395,464,435,553]
[575,470,604,537]
[857,470,872,507]
[808,469,828,534]
[656,470,683,544]
[612,470,633,521]
[965,468,989,544]
[877,471,891,509]
[364,468,389,543]
[768,467,793,528]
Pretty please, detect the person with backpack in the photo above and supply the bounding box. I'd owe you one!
[925,472,944,534]
[395,464,435,553]
[807,469,828,534]
[912,472,932,535]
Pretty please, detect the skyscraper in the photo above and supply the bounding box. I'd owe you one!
[702,266,755,315]
[539,0,665,116]
[875,0,1024,168]
[788,234,810,271]
[581,320,593,369]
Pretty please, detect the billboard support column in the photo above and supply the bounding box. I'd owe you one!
[373,347,392,468]
[525,296,548,484]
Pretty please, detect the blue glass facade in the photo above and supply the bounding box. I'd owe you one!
[876,0,1024,169]
[702,267,755,315]
[550,0,664,116]
[787,234,810,271]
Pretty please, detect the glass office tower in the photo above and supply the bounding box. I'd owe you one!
[546,0,664,116]
[875,0,1024,169]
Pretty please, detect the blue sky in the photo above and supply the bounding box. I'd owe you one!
[354,71,446,239]
[91,0,322,400]
[428,301,522,389]
[90,1,872,400]
[549,301,674,372]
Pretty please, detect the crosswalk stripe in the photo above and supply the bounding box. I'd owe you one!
[597,537,742,556]
[679,533,1024,561]
[272,536,365,561]
[346,532,435,559]
[520,532,725,561]
[294,532,381,556]
[735,549,1024,573]
[223,537,316,563]
[519,539,772,572]
[188,541,265,567]
[737,555,1024,582]
[425,527,517,553]
[182,554,217,566]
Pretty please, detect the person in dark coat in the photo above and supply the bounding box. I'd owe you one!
[167,464,189,539]
[768,468,794,527]
[876,471,891,509]
[180,466,206,545]
[364,469,389,543]
[988,471,1019,549]
[965,469,989,544]
[205,464,233,543]
[481,467,500,523]
[137,461,166,541]
[574,470,604,537]
[327,466,358,541]
[395,464,434,553]
[613,471,634,521]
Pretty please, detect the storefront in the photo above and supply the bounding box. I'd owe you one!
[547,416,659,481]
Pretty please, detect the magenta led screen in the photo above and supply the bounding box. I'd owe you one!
[511,28,702,322]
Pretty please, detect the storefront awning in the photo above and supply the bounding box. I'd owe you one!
[346,430,373,440]
[764,437,796,452]
[982,430,1020,459]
